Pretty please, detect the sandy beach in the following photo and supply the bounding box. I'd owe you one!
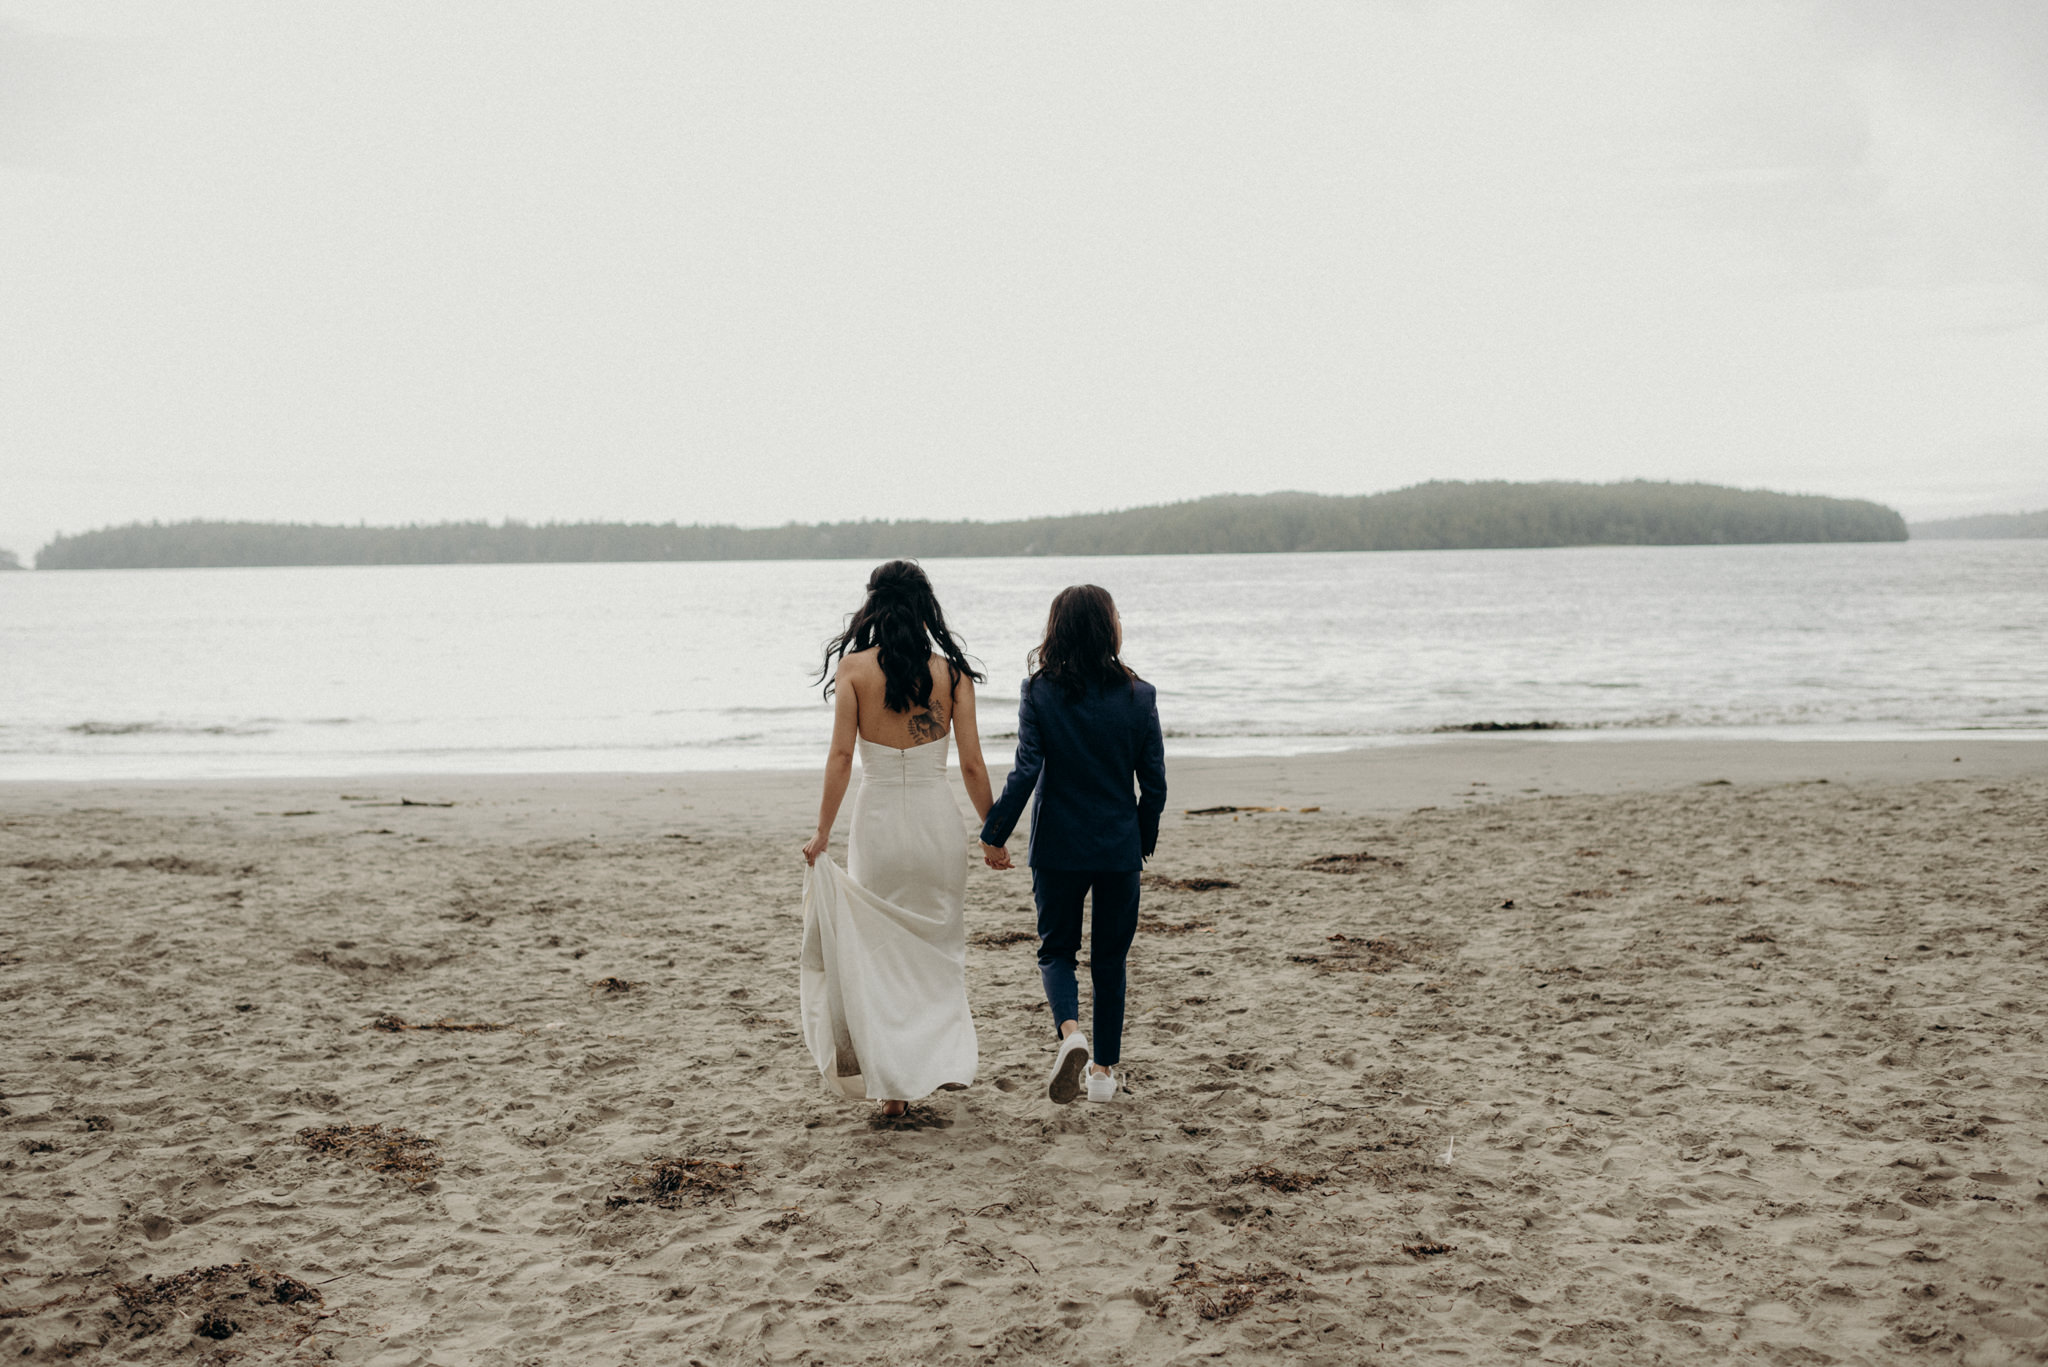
[3,737,2045,1364]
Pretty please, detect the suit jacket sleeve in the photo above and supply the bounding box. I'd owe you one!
[1136,685,1167,858]
[979,680,1042,848]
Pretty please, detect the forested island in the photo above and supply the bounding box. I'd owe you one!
[32,481,1906,569]
[1909,509,2048,539]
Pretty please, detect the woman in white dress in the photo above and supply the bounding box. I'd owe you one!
[799,561,996,1118]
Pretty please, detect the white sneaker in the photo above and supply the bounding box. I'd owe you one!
[1086,1067,1118,1104]
[1047,1033,1091,1105]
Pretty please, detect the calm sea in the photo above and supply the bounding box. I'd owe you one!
[2,541,2043,780]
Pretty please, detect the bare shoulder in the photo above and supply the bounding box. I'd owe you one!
[834,649,881,703]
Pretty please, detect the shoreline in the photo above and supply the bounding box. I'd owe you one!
[4,735,2042,841]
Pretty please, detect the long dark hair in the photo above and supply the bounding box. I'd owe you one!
[818,560,984,713]
[1028,584,1138,702]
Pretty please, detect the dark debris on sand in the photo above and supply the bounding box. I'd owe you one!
[1300,850,1406,872]
[1137,917,1216,935]
[968,929,1035,948]
[194,1309,238,1339]
[1166,1261,1302,1320]
[1288,934,1432,973]
[607,1156,751,1209]
[111,1262,322,1341]
[591,976,635,993]
[0,1292,75,1322]
[367,1014,507,1032]
[295,1123,443,1185]
[1142,874,1239,891]
[8,853,241,876]
[1233,1163,1327,1194]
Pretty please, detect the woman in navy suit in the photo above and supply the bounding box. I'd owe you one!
[979,585,1166,1105]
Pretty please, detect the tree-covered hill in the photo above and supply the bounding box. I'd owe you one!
[1909,509,2048,539]
[32,481,1907,569]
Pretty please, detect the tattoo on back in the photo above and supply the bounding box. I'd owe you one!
[907,707,946,743]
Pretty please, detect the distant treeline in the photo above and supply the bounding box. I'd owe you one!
[33,481,1907,569]
[1908,509,2048,540]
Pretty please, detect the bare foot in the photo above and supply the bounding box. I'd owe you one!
[880,1100,907,1118]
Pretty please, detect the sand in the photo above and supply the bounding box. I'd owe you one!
[2,738,2045,1365]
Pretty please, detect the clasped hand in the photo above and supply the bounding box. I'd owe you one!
[980,841,1013,870]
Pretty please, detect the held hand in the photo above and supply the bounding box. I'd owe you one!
[802,830,829,866]
[980,841,1013,870]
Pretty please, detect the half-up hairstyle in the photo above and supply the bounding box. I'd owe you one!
[818,560,984,713]
[1028,584,1138,702]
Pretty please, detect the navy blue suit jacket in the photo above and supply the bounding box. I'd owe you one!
[980,675,1167,871]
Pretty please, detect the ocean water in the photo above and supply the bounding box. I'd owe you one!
[1,540,2043,780]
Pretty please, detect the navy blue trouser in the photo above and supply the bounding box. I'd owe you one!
[1032,867,1141,1068]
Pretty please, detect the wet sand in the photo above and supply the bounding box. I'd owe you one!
[2,738,2045,1364]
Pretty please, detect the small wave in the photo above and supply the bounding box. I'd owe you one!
[653,705,824,717]
[1161,725,1417,740]
[1165,714,1703,739]
[67,720,274,737]
[697,732,772,748]
[1431,721,1571,733]
[1161,726,1408,740]
[1428,714,1702,734]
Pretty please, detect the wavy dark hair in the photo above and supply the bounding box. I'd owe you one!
[1028,584,1138,702]
[818,560,984,713]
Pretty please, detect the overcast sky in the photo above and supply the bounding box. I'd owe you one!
[4,1,2046,557]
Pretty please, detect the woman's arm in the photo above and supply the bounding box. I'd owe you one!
[1135,684,1167,860]
[802,666,860,865]
[979,680,1041,861]
[950,672,996,823]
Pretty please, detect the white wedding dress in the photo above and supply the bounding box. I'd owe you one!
[800,734,978,1101]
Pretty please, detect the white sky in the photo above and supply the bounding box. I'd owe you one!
[4,1,2047,558]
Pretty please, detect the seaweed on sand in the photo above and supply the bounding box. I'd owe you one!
[1287,935,1428,973]
[1166,1261,1301,1320]
[1142,874,1238,891]
[110,1262,322,1340]
[607,1156,751,1209]
[295,1123,443,1185]
[1300,850,1405,872]
[1233,1163,1326,1194]
[367,1014,506,1032]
